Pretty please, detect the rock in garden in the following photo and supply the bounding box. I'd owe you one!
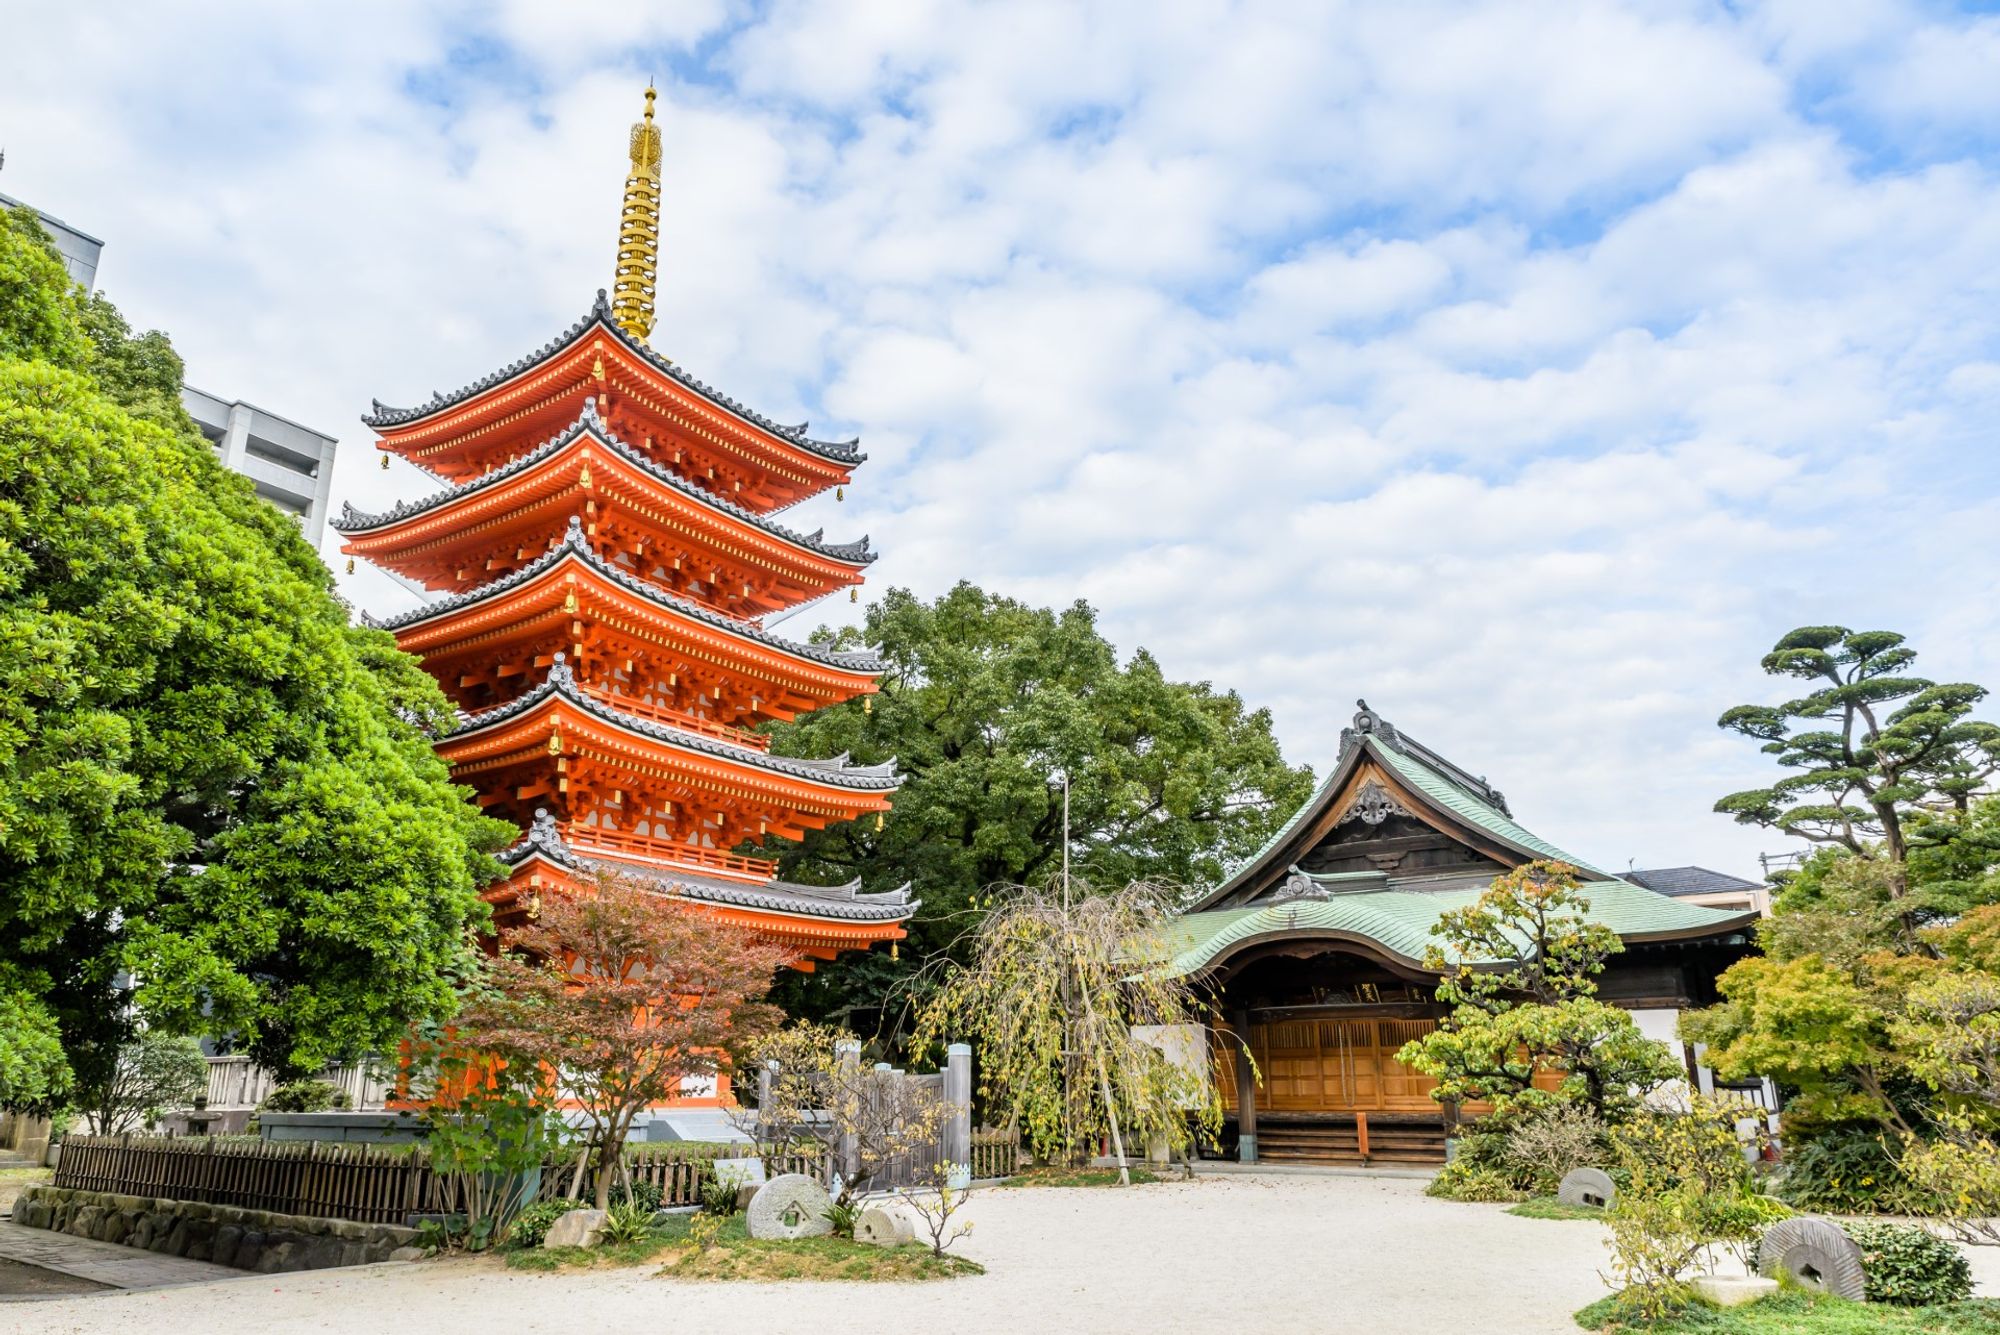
[712,1156,767,1191]
[1555,1168,1615,1210]
[542,1208,609,1249]
[746,1174,834,1240]
[854,1207,913,1247]
[1757,1217,1865,1301]
[388,1246,426,1262]
[1692,1275,1780,1307]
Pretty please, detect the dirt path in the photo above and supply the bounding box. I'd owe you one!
[8,1174,2000,1334]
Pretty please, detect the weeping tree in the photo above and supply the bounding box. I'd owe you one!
[914,879,1222,1183]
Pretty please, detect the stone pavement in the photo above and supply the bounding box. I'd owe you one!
[0,1220,240,1291]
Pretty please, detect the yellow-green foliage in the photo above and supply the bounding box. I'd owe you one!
[916,880,1221,1167]
[1397,861,1682,1119]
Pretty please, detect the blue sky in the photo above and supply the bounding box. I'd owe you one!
[5,0,2000,878]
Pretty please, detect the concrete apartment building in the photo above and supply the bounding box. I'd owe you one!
[181,389,339,540]
[3,185,339,544]
[0,188,102,290]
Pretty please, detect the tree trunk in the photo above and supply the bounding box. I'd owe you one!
[1076,974,1130,1186]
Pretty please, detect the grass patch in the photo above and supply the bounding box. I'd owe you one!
[1508,1196,1609,1221]
[502,1213,981,1282]
[993,1166,1162,1188]
[1575,1290,2000,1333]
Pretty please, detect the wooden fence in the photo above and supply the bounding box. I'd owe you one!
[55,1135,442,1225]
[534,1141,819,1207]
[969,1127,1018,1181]
[54,1134,842,1225]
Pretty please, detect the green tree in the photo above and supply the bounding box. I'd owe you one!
[0,205,513,1104]
[1397,861,1681,1120]
[0,982,69,1110]
[763,582,1313,1038]
[1714,626,2000,924]
[82,1033,209,1134]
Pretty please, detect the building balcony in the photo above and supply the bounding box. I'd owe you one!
[580,685,773,751]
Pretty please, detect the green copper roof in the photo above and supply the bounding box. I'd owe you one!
[1366,739,1607,876]
[1192,702,1619,911]
[1160,879,1754,978]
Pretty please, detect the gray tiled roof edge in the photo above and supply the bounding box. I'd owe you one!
[451,654,900,791]
[375,516,883,673]
[333,402,875,566]
[362,291,865,465]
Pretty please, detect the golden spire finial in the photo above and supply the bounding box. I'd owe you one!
[611,84,662,344]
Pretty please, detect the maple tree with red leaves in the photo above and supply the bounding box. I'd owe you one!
[456,869,790,1209]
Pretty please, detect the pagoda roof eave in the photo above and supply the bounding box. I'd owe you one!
[496,811,916,926]
[333,406,875,569]
[447,657,901,794]
[361,291,865,467]
[380,516,884,677]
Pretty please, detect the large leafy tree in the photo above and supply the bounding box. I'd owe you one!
[0,206,513,1106]
[1715,626,2000,911]
[760,582,1313,1039]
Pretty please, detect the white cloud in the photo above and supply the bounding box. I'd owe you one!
[3,0,1998,880]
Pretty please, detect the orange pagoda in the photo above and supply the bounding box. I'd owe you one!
[335,88,914,994]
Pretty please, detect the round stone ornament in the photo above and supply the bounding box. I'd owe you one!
[855,1206,914,1247]
[1556,1167,1616,1210]
[746,1173,835,1241]
[1757,1217,1865,1301]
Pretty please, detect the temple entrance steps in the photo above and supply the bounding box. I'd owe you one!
[1255,1114,1447,1166]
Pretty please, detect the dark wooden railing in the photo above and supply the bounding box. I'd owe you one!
[535,1140,819,1206]
[55,1134,837,1225]
[55,1135,438,1225]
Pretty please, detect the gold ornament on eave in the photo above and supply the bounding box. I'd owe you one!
[612,86,663,344]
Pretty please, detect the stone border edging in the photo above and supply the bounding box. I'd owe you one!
[9,1183,417,1274]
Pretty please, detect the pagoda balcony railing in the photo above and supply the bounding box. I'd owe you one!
[580,686,772,751]
[565,827,777,883]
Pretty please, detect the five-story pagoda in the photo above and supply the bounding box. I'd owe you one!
[336,87,913,973]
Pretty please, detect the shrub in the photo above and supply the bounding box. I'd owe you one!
[259,1079,350,1113]
[507,1198,584,1249]
[1776,1125,1929,1214]
[599,1201,658,1246]
[1612,1100,1759,1199]
[1503,1101,1606,1192]
[822,1199,861,1238]
[698,1176,741,1216]
[611,1178,663,1214]
[1602,1189,1709,1320]
[1699,1189,1793,1270]
[1841,1221,1972,1306]
[1426,1160,1528,1203]
[1900,1119,2000,1245]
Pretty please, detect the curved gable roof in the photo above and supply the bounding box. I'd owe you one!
[1189,701,1605,911]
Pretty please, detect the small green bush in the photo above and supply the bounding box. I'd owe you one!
[507,1198,584,1249]
[1842,1221,1972,1306]
[258,1079,350,1113]
[599,1201,657,1246]
[698,1176,741,1216]
[611,1178,663,1213]
[822,1198,861,1237]
[1426,1159,1528,1202]
[1776,1126,1928,1214]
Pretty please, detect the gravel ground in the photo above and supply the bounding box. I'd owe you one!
[11,1173,2000,1335]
